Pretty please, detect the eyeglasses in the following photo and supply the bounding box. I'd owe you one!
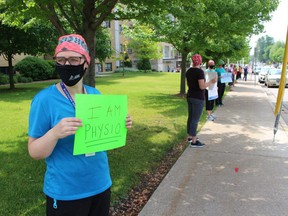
[55,57,83,66]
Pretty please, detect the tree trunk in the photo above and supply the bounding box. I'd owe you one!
[83,29,96,87]
[8,54,15,90]
[179,51,188,95]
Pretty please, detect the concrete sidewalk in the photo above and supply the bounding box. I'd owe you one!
[139,80,288,216]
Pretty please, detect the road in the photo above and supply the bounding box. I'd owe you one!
[250,74,288,126]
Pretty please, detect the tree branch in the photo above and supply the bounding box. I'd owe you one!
[85,0,118,30]
[56,3,81,33]
[36,3,66,35]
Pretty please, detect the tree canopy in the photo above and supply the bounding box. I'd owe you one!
[0,0,170,87]
[0,20,58,89]
[140,0,279,94]
[0,0,280,91]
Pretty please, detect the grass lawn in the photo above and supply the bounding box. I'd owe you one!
[0,71,209,215]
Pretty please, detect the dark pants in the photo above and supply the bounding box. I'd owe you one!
[216,82,226,105]
[244,73,248,81]
[205,89,214,111]
[46,188,111,216]
[187,97,204,136]
[236,72,241,79]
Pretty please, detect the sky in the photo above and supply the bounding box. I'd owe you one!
[249,0,288,53]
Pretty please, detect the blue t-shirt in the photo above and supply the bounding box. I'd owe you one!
[215,67,226,82]
[28,84,112,201]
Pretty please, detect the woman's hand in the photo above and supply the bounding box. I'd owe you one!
[126,115,132,128]
[52,117,83,139]
[210,77,217,84]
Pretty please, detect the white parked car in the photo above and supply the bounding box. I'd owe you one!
[258,67,274,83]
[254,66,262,75]
[264,68,288,88]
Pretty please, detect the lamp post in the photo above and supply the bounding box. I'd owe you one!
[253,47,258,85]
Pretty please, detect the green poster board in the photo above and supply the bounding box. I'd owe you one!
[73,94,128,155]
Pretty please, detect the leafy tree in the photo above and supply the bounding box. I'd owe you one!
[146,0,279,94]
[0,0,120,87]
[263,45,273,63]
[269,41,285,63]
[137,58,151,71]
[95,27,113,63]
[123,21,162,71]
[0,20,57,89]
[256,35,274,63]
[0,0,168,87]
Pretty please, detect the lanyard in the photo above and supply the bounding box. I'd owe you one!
[60,82,85,108]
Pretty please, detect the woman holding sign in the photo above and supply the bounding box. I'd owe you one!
[215,59,226,107]
[205,60,218,121]
[27,34,132,216]
[186,54,217,148]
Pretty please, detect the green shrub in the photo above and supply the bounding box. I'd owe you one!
[0,74,9,84]
[124,59,132,67]
[14,57,55,81]
[13,74,21,83]
[47,60,58,79]
[137,58,151,70]
[19,76,33,83]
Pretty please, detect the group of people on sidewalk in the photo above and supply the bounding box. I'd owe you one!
[185,54,251,148]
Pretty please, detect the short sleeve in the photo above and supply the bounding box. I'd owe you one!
[28,96,51,138]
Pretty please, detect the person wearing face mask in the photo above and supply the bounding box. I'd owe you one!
[27,34,132,216]
[205,60,217,121]
[186,54,217,147]
[215,59,226,107]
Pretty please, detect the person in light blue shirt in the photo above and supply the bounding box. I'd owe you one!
[215,59,226,106]
[205,60,217,121]
[28,34,132,216]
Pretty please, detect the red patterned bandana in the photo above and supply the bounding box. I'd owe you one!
[54,34,90,64]
[192,54,202,66]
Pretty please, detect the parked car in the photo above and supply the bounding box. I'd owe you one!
[264,68,288,88]
[253,66,262,75]
[258,67,274,83]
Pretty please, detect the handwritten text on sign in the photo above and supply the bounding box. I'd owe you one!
[220,73,233,83]
[74,94,127,155]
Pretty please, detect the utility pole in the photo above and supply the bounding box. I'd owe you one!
[253,47,258,85]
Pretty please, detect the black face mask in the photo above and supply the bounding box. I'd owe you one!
[209,65,215,69]
[56,63,86,86]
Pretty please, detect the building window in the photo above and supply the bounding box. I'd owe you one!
[102,21,111,28]
[96,63,103,72]
[105,63,112,71]
[127,48,133,54]
[164,46,170,59]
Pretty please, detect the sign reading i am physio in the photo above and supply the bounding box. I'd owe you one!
[73,94,128,155]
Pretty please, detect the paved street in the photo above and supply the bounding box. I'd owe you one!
[252,74,288,127]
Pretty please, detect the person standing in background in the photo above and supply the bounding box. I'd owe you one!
[244,65,248,81]
[205,60,217,121]
[233,65,238,85]
[186,54,217,147]
[215,60,226,107]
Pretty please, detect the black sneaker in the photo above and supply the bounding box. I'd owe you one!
[190,140,205,148]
